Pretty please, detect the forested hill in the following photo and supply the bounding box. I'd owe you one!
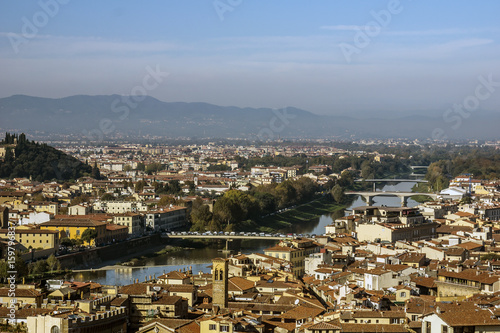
[0,133,92,181]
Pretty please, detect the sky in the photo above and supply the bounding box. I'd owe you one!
[0,0,499,117]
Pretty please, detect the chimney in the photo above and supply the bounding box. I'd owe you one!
[436,306,441,314]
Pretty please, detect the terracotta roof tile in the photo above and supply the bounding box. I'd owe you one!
[340,323,407,332]
[228,277,255,292]
[280,305,324,320]
[437,308,500,326]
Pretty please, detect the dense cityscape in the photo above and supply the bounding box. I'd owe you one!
[2,1,500,332]
[0,134,500,332]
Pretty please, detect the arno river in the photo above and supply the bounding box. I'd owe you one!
[70,181,420,285]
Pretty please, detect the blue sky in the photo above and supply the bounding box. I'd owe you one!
[1,0,499,116]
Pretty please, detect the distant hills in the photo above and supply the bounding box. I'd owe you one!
[0,94,498,140]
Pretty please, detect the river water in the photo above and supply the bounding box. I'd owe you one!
[71,181,419,285]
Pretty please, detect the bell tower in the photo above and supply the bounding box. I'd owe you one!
[212,257,228,308]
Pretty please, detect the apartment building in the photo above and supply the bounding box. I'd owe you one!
[39,218,107,246]
[0,228,59,251]
[264,238,320,277]
[144,206,187,232]
[112,212,143,236]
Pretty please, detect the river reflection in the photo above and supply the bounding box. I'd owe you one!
[70,240,278,285]
[71,181,419,285]
[71,263,212,287]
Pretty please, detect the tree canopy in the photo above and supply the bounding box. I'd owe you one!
[0,132,92,181]
[190,177,321,232]
[81,228,98,245]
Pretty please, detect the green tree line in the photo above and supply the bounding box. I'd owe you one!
[190,177,325,232]
[424,148,500,191]
[0,253,63,283]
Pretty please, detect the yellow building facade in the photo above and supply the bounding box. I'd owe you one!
[0,228,59,250]
[39,218,106,246]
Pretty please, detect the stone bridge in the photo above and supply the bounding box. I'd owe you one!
[345,190,439,207]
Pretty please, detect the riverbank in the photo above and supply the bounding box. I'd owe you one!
[57,234,164,270]
[77,196,346,271]
[411,182,433,203]
[68,194,350,272]
[69,179,422,285]
[247,195,346,233]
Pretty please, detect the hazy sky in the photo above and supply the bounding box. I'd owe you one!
[1,1,499,116]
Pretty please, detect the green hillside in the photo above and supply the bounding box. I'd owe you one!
[0,133,92,181]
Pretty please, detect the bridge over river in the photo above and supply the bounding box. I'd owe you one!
[410,166,429,170]
[163,233,294,241]
[161,233,296,251]
[355,178,428,183]
[345,190,439,207]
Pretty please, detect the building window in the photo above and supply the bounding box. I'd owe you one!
[400,292,406,297]
[51,326,60,333]
[220,325,229,332]
[426,321,431,333]
[209,324,216,330]
[442,325,448,333]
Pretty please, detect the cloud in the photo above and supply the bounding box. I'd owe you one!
[0,32,185,58]
[385,28,470,36]
[385,28,500,37]
[439,38,493,49]
[320,25,365,31]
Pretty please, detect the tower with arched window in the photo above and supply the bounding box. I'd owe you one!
[212,257,228,308]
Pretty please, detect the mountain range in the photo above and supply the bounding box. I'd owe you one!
[0,94,498,141]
